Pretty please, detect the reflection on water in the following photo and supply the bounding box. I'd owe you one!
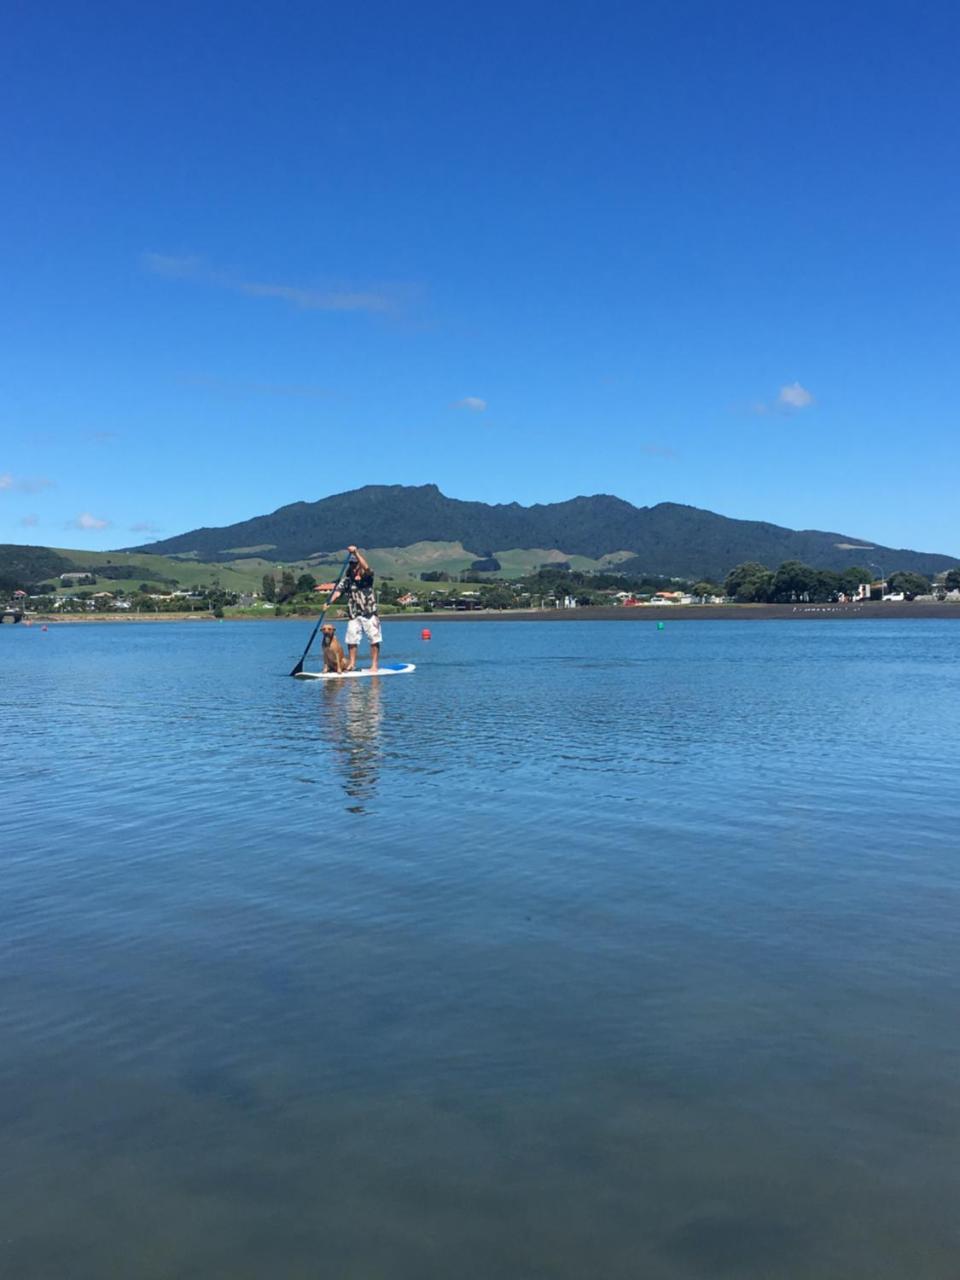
[320,680,383,813]
[2,619,960,1279]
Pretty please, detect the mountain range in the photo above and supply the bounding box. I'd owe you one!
[124,485,958,580]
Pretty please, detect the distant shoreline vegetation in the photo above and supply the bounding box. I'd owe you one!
[4,552,959,619]
[722,561,957,603]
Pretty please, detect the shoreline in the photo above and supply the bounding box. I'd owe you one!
[14,602,960,625]
[393,602,960,622]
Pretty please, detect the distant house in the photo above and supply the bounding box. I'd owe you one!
[397,592,419,606]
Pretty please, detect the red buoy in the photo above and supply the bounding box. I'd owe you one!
[421,628,432,640]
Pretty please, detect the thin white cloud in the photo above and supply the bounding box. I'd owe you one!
[71,512,111,531]
[129,521,162,533]
[740,382,816,415]
[778,381,815,409]
[142,252,396,314]
[454,397,487,412]
[20,514,39,527]
[639,442,677,458]
[0,472,53,493]
[142,253,205,279]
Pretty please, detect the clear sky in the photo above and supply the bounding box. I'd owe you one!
[2,0,958,554]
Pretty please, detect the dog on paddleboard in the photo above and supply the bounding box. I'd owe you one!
[321,623,348,674]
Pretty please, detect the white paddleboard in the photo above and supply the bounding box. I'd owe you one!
[295,661,416,680]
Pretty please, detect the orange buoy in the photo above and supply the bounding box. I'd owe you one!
[421,628,432,640]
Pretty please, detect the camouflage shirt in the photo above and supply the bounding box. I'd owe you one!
[340,568,378,618]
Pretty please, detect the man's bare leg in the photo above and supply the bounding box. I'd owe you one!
[370,642,380,673]
[346,644,358,672]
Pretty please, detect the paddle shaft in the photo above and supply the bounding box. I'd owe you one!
[289,554,353,676]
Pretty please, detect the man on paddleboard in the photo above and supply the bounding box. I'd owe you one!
[329,545,381,672]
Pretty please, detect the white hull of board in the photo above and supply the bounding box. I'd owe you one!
[294,662,416,681]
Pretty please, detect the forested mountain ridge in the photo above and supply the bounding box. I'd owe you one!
[122,484,957,579]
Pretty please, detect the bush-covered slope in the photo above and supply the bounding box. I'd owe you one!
[123,485,958,579]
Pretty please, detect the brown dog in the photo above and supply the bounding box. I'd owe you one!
[321,623,347,673]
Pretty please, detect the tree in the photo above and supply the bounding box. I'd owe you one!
[810,569,843,602]
[944,569,960,591]
[887,571,930,598]
[261,573,276,602]
[692,581,720,600]
[840,566,872,595]
[276,569,297,602]
[296,573,317,594]
[771,560,818,603]
[724,562,774,602]
[484,585,516,610]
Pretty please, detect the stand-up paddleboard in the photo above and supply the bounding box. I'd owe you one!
[294,661,416,681]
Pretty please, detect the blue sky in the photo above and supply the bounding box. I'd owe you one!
[2,0,958,554]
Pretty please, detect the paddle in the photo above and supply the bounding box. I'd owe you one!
[289,553,353,677]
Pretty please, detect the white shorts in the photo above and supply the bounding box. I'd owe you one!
[345,614,382,647]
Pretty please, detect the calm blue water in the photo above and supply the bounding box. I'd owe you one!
[2,618,959,1278]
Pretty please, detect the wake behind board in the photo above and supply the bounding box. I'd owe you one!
[294,662,416,681]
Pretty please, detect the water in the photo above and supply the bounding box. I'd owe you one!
[2,618,958,1279]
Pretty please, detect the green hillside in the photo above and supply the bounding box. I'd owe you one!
[289,543,627,582]
[0,544,268,595]
[3,540,619,595]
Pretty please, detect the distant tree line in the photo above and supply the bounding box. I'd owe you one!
[723,561,937,603]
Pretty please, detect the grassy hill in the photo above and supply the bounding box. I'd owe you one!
[0,544,268,595]
[0,540,623,596]
[285,543,631,583]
